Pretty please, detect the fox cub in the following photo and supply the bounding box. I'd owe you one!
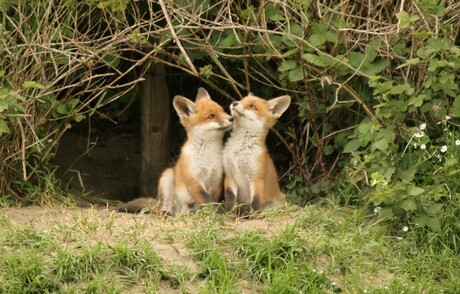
[223,93,291,215]
[117,88,233,215]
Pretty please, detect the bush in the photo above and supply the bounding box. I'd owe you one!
[1,0,459,250]
[0,0,159,200]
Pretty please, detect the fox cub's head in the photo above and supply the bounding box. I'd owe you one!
[173,88,233,137]
[230,94,291,132]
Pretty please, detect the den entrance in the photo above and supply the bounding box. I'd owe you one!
[53,64,203,204]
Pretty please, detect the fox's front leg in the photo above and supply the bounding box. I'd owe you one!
[158,168,176,215]
[181,180,216,213]
[249,178,265,211]
[224,177,238,212]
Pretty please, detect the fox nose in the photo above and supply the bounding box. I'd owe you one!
[231,101,239,107]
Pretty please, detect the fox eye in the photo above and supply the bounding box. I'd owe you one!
[208,114,215,119]
[250,105,257,110]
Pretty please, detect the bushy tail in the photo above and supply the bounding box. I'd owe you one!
[116,197,160,214]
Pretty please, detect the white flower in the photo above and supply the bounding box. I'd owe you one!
[440,145,447,153]
[456,139,460,146]
[373,206,381,214]
[414,131,424,138]
[419,123,427,130]
[403,226,409,232]
[420,144,426,150]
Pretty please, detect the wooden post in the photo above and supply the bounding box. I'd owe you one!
[139,62,171,198]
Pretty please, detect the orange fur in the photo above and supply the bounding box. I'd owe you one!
[117,88,232,215]
[223,94,291,215]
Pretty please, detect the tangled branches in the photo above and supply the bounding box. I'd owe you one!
[1,0,459,200]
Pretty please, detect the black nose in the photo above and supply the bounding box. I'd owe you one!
[229,117,234,122]
[231,101,239,107]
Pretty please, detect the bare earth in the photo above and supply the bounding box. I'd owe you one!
[2,205,298,292]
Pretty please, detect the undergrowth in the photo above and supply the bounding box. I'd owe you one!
[2,202,459,293]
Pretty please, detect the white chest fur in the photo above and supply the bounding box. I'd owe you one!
[223,131,264,201]
[183,140,224,191]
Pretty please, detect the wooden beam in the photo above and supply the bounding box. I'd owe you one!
[139,62,171,198]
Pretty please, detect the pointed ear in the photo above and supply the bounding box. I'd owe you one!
[267,95,291,118]
[195,87,211,102]
[173,95,196,117]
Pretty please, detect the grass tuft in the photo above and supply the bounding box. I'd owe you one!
[1,200,460,292]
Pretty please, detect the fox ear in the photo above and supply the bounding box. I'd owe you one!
[267,95,291,118]
[173,95,196,117]
[195,87,211,102]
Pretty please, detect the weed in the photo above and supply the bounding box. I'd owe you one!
[54,243,105,283]
[110,243,163,283]
[6,226,56,250]
[0,250,60,293]
[1,202,460,292]
[187,225,243,293]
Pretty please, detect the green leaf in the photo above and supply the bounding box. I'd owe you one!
[104,54,120,67]
[407,185,425,196]
[55,99,79,116]
[0,118,9,135]
[408,94,427,107]
[324,145,335,156]
[364,59,389,76]
[278,60,297,72]
[396,58,420,69]
[22,81,44,89]
[349,52,366,68]
[74,114,86,122]
[410,15,420,22]
[371,138,388,151]
[426,217,441,232]
[0,70,5,78]
[397,168,415,182]
[265,4,285,21]
[400,199,417,212]
[302,53,334,68]
[426,203,444,215]
[0,88,8,99]
[325,31,338,44]
[451,96,460,117]
[311,22,328,34]
[288,66,304,82]
[307,34,326,47]
[414,215,440,231]
[343,138,361,153]
[389,83,413,95]
[358,119,373,136]
[282,23,303,46]
[282,48,300,58]
[396,11,410,29]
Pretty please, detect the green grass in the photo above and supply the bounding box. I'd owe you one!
[0,201,459,293]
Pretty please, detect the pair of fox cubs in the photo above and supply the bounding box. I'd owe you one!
[118,88,291,216]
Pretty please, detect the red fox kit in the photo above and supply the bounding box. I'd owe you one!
[118,88,233,215]
[223,93,291,215]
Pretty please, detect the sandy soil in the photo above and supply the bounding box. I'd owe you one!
[2,205,297,281]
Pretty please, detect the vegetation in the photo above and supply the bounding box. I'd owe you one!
[1,0,460,290]
[1,204,460,293]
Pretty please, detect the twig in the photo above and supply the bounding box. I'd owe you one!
[158,0,198,76]
[16,118,28,180]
